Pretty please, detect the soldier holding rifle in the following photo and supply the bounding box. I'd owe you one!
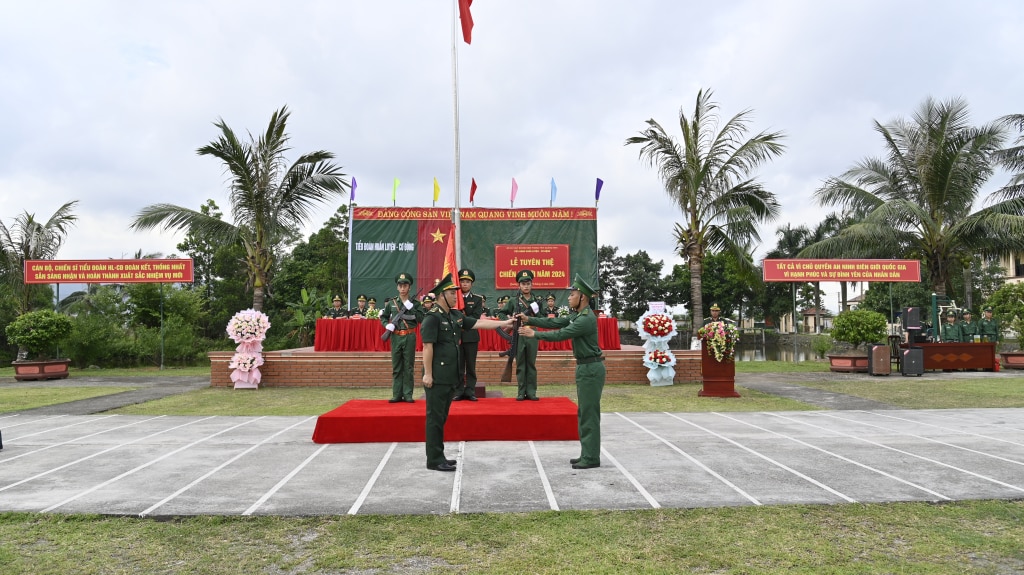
[381,273,422,403]
[498,269,544,401]
[518,275,605,470]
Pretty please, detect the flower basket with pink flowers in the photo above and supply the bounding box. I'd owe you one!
[226,309,271,389]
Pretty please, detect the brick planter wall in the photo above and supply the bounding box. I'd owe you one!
[209,349,701,388]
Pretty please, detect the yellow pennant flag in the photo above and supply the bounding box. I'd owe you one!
[433,178,440,202]
[392,178,400,203]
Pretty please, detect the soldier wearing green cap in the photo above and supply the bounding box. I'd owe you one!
[979,306,1001,343]
[497,269,545,400]
[518,274,605,469]
[324,295,346,319]
[544,293,558,317]
[420,273,512,471]
[453,268,485,401]
[381,273,423,403]
[348,294,369,318]
[940,309,962,343]
[959,309,979,342]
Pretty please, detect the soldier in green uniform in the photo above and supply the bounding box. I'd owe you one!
[518,275,605,469]
[494,296,510,318]
[940,310,962,342]
[421,293,435,312]
[348,295,369,318]
[703,303,734,325]
[381,273,423,403]
[979,306,1001,343]
[544,294,558,317]
[453,268,485,401]
[498,269,545,400]
[959,309,979,342]
[324,295,346,319]
[420,274,511,471]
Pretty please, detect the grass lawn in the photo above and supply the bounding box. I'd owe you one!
[109,382,817,416]
[795,376,1024,409]
[0,365,211,379]
[1,501,1023,574]
[0,387,137,413]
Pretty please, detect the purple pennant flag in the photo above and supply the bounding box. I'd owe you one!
[595,178,604,201]
[350,177,357,202]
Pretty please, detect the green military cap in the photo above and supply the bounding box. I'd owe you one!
[357,294,367,302]
[945,310,956,317]
[422,293,436,302]
[497,295,509,304]
[332,295,341,302]
[395,272,413,285]
[458,268,476,282]
[430,273,457,296]
[710,303,721,311]
[984,306,993,312]
[962,309,972,315]
[368,297,376,305]
[570,274,597,298]
[516,269,534,282]
[546,293,556,301]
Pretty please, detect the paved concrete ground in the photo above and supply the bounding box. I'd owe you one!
[1,371,1023,516]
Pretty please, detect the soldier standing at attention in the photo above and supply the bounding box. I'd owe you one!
[453,268,484,402]
[348,294,368,318]
[421,293,435,312]
[940,310,963,342]
[324,295,346,319]
[959,309,979,342]
[381,273,422,403]
[979,306,1001,343]
[545,294,558,317]
[420,274,511,471]
[498,269,544,401]
[518,275,605,469]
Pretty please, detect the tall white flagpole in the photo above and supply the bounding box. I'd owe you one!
[451,0,463,269]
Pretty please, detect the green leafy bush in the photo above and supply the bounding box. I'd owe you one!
[810,334,833,359]
[5,310,73,360]
[830,309,888,351]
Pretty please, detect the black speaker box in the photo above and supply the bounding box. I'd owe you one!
[902,307,920,330]
[901,347,924,376]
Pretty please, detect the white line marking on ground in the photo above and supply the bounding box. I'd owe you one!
[42,417,262,512]
[0,416,205,493]
[666,413,856,503]
[245,443,329,516]
[2,415,69,432]
[601,447,660,508]
[769,413,1024,494]
[529,441,558,511]
[615,413,760,505]
[854,410,1024,450]
[139,417,316,517]
[6,415,118,442]
[0,414,21,421]
[712,412,949,500]
[450,441,466,514]
[0,416,166,464]
[348,442,397,515]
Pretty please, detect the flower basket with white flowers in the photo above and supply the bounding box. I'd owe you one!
[637,310,678,386]
[226,309,271,389]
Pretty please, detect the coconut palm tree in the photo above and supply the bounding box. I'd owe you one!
[626,89,785,334]
[0,201,78,315]
[130,106,349,311]
[804,97,1024,297]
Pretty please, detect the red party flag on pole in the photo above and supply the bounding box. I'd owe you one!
[469,178,477,205]
[458,0,474,44]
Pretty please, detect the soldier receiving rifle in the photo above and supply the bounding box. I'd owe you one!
[381,273,423,403]
[497,270,544,401]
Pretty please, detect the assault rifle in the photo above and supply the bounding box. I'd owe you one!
[496,296,527,382]
[381,296,419,341]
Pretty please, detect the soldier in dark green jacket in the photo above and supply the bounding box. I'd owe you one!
[380,273,423,403]
[453,268,485,401]
[498,269,545,400]
[421,274,511,471]
[959,309,979,342]
[518,275,605,470]
[940,310,963,342]
[979,306,1001,342]
[324,295,346,319]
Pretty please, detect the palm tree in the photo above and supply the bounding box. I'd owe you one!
[130,106,349,311]
[0,201,78,314]
[804,97,1024,297]
[626,89,785,334]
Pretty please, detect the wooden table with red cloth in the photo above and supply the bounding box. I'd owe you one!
[313,317,621,352]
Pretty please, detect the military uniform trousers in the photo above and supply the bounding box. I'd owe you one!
[390,332,417,401]
[516,337,539,399]
[454,341,479,399]
[425,380,455,467]
[575,361,606,466]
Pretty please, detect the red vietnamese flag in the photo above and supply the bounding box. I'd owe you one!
[416,219,451,299]
[442,223,464,310]
[458,0,474,44]
[469,178,478,204]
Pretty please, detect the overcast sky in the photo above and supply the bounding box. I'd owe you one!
[2,1,1021,311]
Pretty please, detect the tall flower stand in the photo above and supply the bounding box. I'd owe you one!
[699,345,740,397]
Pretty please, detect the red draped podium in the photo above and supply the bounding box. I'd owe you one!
[313,317,621,352]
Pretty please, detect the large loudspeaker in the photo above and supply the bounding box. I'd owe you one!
[902,307,921,330]
[868,344,891,376]
[901,347,924,376]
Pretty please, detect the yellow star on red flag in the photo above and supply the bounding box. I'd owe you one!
[430,228,446,243]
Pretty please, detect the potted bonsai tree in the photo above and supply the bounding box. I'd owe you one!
[6,309,74,380]
[827,309,888,373]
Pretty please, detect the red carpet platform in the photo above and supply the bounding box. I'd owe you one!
[311,397,580,444]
